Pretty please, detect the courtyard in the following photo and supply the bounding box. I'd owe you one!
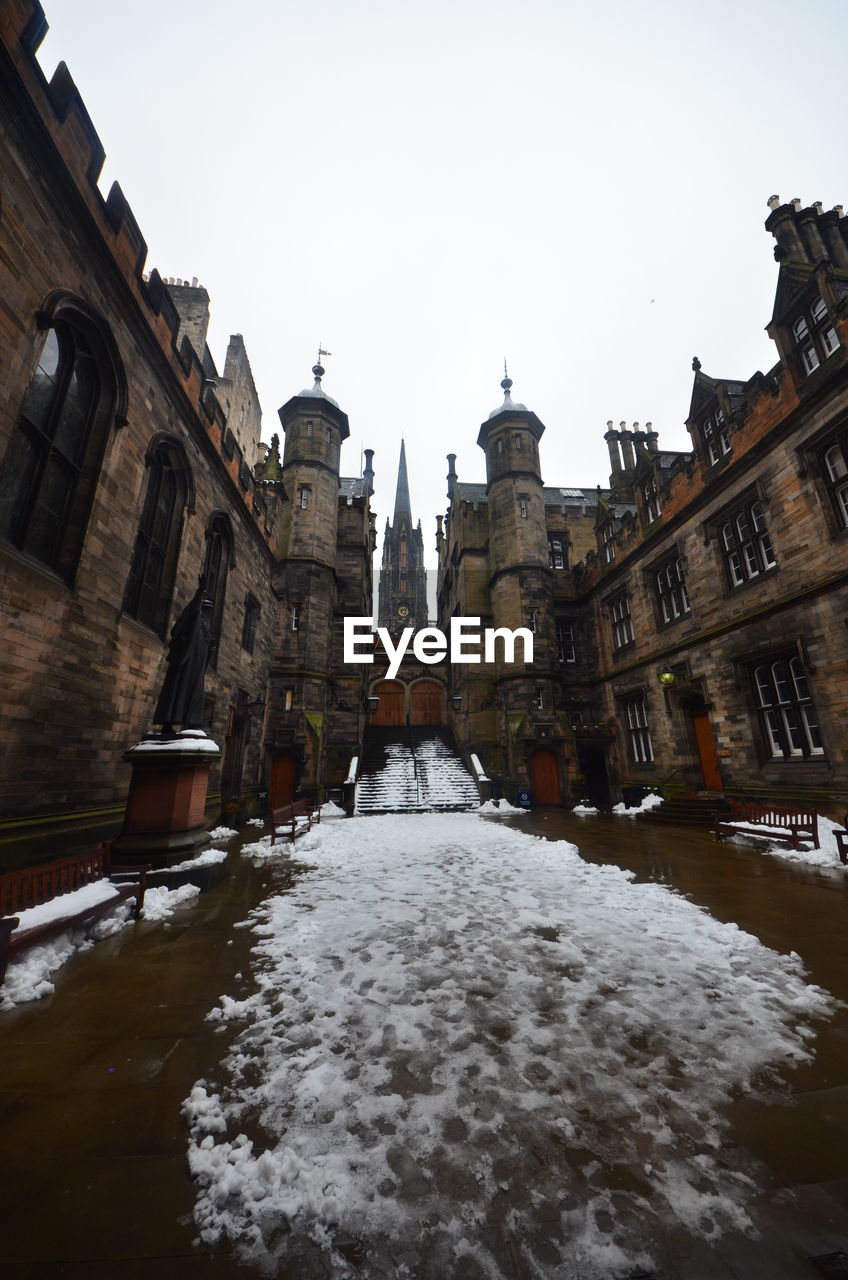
[2,810,848,1279]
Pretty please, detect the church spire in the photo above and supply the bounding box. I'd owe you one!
[393,438,412,521]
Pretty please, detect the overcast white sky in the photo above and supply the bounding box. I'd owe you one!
[38,0,848,565]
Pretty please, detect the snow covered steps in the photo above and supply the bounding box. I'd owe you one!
[355,729,480,814]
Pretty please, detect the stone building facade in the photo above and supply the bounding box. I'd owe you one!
[439,199,848,816]
[0,2,375,859]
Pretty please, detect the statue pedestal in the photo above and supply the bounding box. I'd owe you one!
[112,731,220,865]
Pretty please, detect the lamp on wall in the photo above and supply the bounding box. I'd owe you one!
[247,695,266,713]
[366,695,380,715]
[658,663,677,688]
[451,694,462,712]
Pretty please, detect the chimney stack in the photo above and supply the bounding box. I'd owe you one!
[618,422,636,472]
[446,453,458,500]
[604,421,622,475]
[363,448,374,495]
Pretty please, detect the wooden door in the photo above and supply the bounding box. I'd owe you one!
[692,712,723,791]
[530,748,561,805]
[410,680,444,726]
[270,752,298,808]
[372,680,405,726]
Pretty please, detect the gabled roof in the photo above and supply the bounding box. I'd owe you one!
[687,368,746,422]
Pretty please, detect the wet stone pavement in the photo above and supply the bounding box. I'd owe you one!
[1,813,848,1278]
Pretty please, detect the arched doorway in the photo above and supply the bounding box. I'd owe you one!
[372,680,405,726]
[530,748,562,805]
[410,679,444,726]
[270,751,298,808]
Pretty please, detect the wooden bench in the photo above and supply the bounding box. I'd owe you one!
[268,798,320,845]
[0,844,149,984]
[834,814,848,866]
[714,802,819,851]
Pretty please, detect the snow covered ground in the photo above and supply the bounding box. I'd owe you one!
[185,812,835,1279]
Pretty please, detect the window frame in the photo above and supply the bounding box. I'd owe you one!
[653,554,691,626]
[642,474,662,524]
[203,513,234,668]
[241,594,261,654]
[548,536,566,569]
[601,520,616,564]
[700,406,732,467]
[752,656,824,761]
[821,436,848,531]
[0,312,119,583]
[718,497,777,589]
[123,439,190,637]
[609,591,634,651]
[556,621,576,664]
[620,692,654,764]
[792,294,839,378]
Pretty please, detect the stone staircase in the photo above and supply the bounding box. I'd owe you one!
[635,792,731,829]
[355,727,480,814]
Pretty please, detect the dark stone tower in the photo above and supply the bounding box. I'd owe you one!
[378,439,429,632]
[267,361,351,790]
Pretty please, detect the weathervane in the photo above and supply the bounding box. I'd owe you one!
[317,344,332,364]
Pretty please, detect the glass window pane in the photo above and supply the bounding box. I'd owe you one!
[755,667,772,706]
[801,706,823,752]
[772,662,791,703]
[20,330,62,431]
[825,445,847,481]
[743,544,759,576]
[23,456,72,564]
[789,657,810,701]
[759,533,776,567]
[783,707,804,754]
[793,315,809,341]
[811,296,827,324]
[53,352,99,463]
[0,430,40,541]
[764,710,783,755]
[822,326,839,355]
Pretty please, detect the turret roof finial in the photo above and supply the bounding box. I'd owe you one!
[297,343,339,406]
[312,344,332,384]
[488,361,527,418]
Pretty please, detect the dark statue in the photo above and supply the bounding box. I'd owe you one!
[153,580,213,736]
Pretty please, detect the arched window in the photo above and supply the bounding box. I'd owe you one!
[123,441,190,636]
[203,513,234,667]
[0,310,119,581]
